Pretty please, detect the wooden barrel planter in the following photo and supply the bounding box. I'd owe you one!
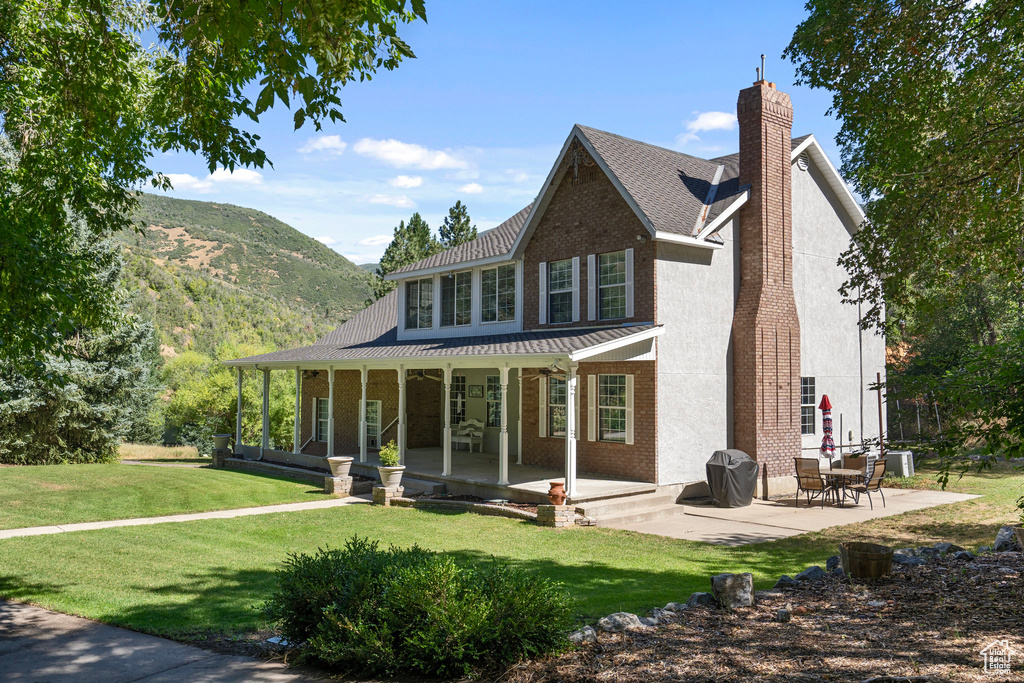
[839,541,893,579]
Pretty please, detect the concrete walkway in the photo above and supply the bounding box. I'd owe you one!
[0,497,369,540]
[606,488,980,545]
[0,600,324,682]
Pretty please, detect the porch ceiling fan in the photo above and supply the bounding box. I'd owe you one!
[529,363,566,381]
[406,369,442,382]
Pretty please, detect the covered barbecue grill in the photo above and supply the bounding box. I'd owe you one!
[705,449,758,508]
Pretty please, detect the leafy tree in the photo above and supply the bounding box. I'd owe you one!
[439,200,477,248]
[0,0,426,369]
[785,0,1024,331]
[371,212,441,299]
[0,227,162,464]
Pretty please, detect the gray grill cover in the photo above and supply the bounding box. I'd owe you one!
[705,449,758,508]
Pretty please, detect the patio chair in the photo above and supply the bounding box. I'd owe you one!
[451,418,484,453]
[845,459,887,510]
[793,458,830,508]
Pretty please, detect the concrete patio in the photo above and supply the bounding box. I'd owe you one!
[350,446,655,503]
[604,487,980,546]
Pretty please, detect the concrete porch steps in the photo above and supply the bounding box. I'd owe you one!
[597,501,690,527]
[398,476,447,495]
[576,488,682,524]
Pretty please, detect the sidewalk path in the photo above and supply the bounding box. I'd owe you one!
[0,497,369,540]
[0,600,325,682]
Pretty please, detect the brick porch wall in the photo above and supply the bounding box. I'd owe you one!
[299,369,402,456]
[520,360,657,483]
[522,156,656,331]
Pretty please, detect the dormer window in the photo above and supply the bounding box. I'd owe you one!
[481,264,516,323]
[440,271,471,327]
[405,277,433,329]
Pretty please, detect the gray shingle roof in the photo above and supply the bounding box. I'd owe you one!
[230,286,659,365]
[576,125,723,237]
[389,204,533,276]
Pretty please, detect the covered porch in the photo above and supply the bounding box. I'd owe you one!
[350,446,654,504]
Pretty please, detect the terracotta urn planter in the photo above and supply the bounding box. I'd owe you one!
[378,465,406,489]
[327,456,354,478]
[212,434,231,451]
[548,481,567,505]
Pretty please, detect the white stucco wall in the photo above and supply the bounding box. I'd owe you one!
[792,161,886,458]
[654,224,738,486]
[654,157,887,487]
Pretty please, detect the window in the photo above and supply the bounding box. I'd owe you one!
[486,375,502,427]
[801,377,816,435]
[598,375,627,442]
[405,277,433,329]
[482,264,516,322]
[598,251,627,320]
[450,375,467,426]
[440,271,472,327]
[316,398,329,442]
[547,376,566,437]
[548,259,574,324]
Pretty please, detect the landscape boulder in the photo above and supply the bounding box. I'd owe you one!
[825,555,841,571]
[892,553,927,566]
[933,542,964,555]
[686,592,717,608]
[775,608,791,623]
[994,526,1020,552]
[711,572,755,609]
[663,602,687,612]
[568,625,598,644]
[953,550,976,561]
[796,566,825,582]
[647,607,676,622]
[773,575,800,589]
[597,612,644,632]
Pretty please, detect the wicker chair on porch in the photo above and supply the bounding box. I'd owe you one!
[794,457,830,508]
[845,459,887,510]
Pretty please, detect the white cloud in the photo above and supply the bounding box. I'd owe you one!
[677,111,738,145]
[166,173,213,193]
[368,193,415,208]
[458,182,484,194]
[353,138,468,170]
[314,235,338,246]
[209,167,263,185]
[389,175,423,188]
[298,135,347,156]
[358,234,393,247]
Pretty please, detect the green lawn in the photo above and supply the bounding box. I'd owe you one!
[0,459,1018,643]
[0,464,327,530]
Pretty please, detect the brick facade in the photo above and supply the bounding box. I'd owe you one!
[520,360,657,483]
[731,81,802,480]
[522,154,657,330]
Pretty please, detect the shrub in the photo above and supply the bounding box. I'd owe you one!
[264,536,574,678]
[377,439,400,467]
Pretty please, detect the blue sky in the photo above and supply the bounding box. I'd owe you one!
[153,1,843,264]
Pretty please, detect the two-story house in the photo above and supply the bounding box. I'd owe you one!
[225,79,886,502]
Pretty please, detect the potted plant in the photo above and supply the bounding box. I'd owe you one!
[212,434,232,451]
[327,455,354,478]
[376,440,405,488]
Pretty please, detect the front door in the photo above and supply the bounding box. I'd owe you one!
[366,400,382,449]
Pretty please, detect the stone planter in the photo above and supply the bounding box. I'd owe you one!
[327,456,354,478]
[212,434,231,451]
[377,465,406,489]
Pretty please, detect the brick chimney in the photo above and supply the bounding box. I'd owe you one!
[731,79,802,485]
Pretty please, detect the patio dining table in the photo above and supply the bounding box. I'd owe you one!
[823,468,863,507]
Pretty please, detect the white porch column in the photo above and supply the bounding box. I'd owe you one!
[564,362,578,499]
[359,365,368,463]
[443,364,452,476]
[293,367,301,454]
[397,365,406,465]
[516,368,523,465]
[498,363,510,486]
[235,367,243,452]
[327,365,335,457]
[261,367,270,454]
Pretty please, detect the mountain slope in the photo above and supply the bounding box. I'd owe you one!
[121,193,372,357]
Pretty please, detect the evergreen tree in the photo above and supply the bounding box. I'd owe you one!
[371,213,441,299]
[439,201,477,248]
